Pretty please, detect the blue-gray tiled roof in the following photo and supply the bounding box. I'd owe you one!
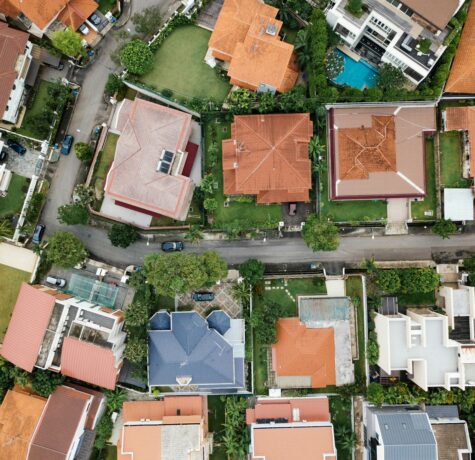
[150,311,171,330]
[207,310,231,335]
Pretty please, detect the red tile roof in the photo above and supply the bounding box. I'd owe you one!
[222,113,313,203]
[57,0,98,31]
[0,22,29,118]
[1,0,68,30]
[60,337,119,390]
[1,283,54,372]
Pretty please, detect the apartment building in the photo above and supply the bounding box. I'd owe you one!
[325,0,464,84]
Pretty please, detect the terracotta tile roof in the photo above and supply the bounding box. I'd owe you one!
[222,113,313,203]
[57,0,98,31]
[118,425,162,460]
[246,397,331,424]
[0,22,29,118]
[65,383,105,429]
[1,0,68,30]
[0,389,46,460]
[271,318,336,388]
[401,0,460,29]
[446,2,475,93]
[445,106,475,178]
[105,98,194,221]
[28,386,91,460]
[60,336,119,389]
[329,104,436,199]
[209,0,298,92]
[1,283,55,372]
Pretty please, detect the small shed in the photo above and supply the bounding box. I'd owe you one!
[444,188,474,221]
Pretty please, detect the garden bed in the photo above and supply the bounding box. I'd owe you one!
[139,25,231,103]
[440,131,471,188]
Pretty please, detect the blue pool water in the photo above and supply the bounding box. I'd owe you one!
[332,49,379,90]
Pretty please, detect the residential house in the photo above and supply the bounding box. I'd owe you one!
[0,0,110,47]
[363,404,472,460]
[271,296,355,388]
[439,284,475,341]
[103,98,198,226]
[446,1,475,93]
[0,22,33,124]
[222,113,313,203]
[0,385,105,460]
[1,283,126,389]
[246,396,337,460]
[118,396,212,459]
[148,310,246,393]
[325,0,464,85]
[327,102,436,200]
[443,106,475,179]
[375,304,475,390]
[207,0,298,93]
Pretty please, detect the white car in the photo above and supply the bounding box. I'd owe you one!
[46,276,67,288]
[79,24,90,35]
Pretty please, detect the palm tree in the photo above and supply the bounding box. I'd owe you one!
[308,136,327,173]
[336,426,357,453]
[184,225,204,245]
[105,388,127,412]
[0,219,13,239]
[294,29,311,69]
[232,282,251,304]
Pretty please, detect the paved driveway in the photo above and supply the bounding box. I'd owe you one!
[126,0,182,35]
[5,145,41,178]
[197,0,224,30]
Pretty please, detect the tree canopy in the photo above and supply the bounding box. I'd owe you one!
[32,370,64,397]
[131,5,162,36]
[108,223,139,248]
[302,214,340,251]
[46,231,87,268]
[51,28,83,57]
[377,63,406,94]
[374,268,439,294]
[57,203,88,225]
[432,219,457,239]
[74,142,93,161]
[120,40,153,75]
[239,259,265,286]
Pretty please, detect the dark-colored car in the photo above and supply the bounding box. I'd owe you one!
[192,292,215,302]
[61,135,74,155]
[32,224,45,244]
[161,241,184,252]
[7,139,26,155]
[89,13,102,25]
[0,150,7,163]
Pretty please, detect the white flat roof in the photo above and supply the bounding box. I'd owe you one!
[444,188,474,221]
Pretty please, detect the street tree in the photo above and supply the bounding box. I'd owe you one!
[131,5,162,37]
[239,259,265,286]
[108,223,139,248]
[302,214,340,251]
[105,73,125,94]
[120,40,153,75]
[57,203,88,225]
[432,219,457,239]
[202,250,228,285]
[46,231,87,268]
[74,142,93,161]
[51,28,83,57]
[184,225,203,244]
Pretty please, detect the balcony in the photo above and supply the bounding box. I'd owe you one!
[396,33,437,69]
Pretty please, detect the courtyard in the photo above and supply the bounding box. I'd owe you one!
[139,25,231,102]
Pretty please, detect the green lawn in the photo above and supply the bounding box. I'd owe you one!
[17,80,56,139]
[98,0,117,13]
[330,396,353,460]
[140,26,231,102]
[0,174,28,217]
[411,137,437,220]
[204,119,282,228]
[91,133,118,209]
[397,291,435,307]
[440,131,471,188]
[346,276,366,386]
[320,170,387,223]
[0,264,30,340]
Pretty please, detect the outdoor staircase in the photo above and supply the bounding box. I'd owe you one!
[450,316,471,341]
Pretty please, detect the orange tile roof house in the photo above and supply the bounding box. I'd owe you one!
[444,106,475,178]
[0,22,33,124]
[118,396,212,460]
[222,113,313,203]
[0,385,105,460]
[246,396,336,460]
[446,2,475,94]
[207,0,298,93]
[104,98,196,224]
[1,283,126,389]
[327,103,437,200]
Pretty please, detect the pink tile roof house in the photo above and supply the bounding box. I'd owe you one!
[105,98,195,221]
[1,283,126,390]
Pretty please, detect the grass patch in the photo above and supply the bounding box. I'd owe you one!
[440,131,471,188]
[0,174,28,217]
[320,169,387,223]
[397,290,435,307]
[98,0,117,13]
[330,396,352,460]
[204,119,282,228]
[346,276,366,386]
[140,26,231,102]
[411,137,437,220]
[0,264,30,340]
[17,80,56,139]
[91,133,118,210]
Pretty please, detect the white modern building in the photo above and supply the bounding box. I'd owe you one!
[325,0,465,85]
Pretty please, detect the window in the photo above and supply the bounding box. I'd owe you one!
[404,66,424,82]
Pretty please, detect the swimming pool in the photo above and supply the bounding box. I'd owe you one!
[331,49,379,90]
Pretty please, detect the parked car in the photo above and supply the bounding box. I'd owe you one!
[61,135,74,155]
[79,24,90,35]
[161,241,184,252]
[89,13,102,26]
[32,224,45,244]
[7,139,26,155]
[46,276,67,288]
[192,292,215,302]
[0,150,7,163]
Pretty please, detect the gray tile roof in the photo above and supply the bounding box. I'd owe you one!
[207,310,230,335]
[150,311,171,331]
[148,311,245,391]
[425,405,459,420]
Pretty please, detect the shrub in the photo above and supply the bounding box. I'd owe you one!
[105,73,125,94]
[367,339,379,365]
[74,142,93,161]
[120,40,154,75]
[302,214,340,251]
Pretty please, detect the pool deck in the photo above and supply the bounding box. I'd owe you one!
[337,45,361,62]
